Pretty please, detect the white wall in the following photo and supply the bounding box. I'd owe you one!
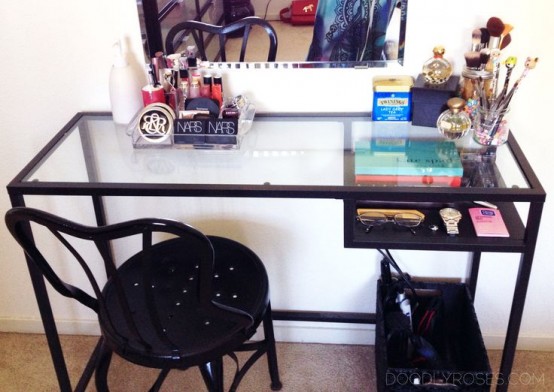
[1,0,554,350]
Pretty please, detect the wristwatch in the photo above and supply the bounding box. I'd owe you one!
[440,208,462,235]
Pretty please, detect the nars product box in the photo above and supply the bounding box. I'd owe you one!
[173,117,239,145]
[372,76,414,122]
[411,74,460,127]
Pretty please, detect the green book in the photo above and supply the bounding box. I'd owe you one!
[355,139,463,177]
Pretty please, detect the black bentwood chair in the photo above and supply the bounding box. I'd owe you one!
[165,16,278,62]
[5,207,282,392]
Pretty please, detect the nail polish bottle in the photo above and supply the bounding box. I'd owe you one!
[201,74,212,98]
[211,74,223,108]
[186,45,197,68]
[189,77,200,99]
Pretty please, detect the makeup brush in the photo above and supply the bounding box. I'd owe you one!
[486,17,505,49]
[488,49,502,101]
[476,76,488,110]
[500,34,512,50]
[464,51,481,69]
[502,23,514,37]
[479,48,491,70]
[479,27,490,49]
[471,28,482,51]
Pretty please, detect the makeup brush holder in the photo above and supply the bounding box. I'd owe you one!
[473,106,510,146]
[460,67,493,122]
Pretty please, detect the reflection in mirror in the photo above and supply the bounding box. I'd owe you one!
[136,0,407,67]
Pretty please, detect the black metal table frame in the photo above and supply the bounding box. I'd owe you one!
[7,112,546,391]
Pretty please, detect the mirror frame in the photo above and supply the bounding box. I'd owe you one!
[138,0,408,68]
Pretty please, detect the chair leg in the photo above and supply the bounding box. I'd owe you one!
[94,344,113,392]
[263,303,283,391]
[200,358,224,392]
[75,337,105,392]
[148,368,171,392]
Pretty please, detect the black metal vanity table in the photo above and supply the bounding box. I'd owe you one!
[7,112,545,391]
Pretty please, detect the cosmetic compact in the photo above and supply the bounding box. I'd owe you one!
[372,76,414,122]
[185,97,220,117]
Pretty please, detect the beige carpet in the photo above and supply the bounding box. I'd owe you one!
[0,332,553,391]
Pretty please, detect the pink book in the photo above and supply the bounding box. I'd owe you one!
[469,208,510,237]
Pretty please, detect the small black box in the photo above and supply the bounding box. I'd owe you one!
[412,74,460,128]
[375,280,491,391]
[173,118,239,145]
[173,119,206,144]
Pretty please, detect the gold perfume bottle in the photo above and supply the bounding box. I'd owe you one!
[436,97,471,140]
[422,46,453,85]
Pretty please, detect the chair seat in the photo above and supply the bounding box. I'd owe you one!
[100,236,270,369]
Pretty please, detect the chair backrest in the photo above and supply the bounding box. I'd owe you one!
[5,208,253,344]
[5,207,215,311]
[165,16,278,62]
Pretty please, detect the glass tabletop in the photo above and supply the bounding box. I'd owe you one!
[18,112,539,198]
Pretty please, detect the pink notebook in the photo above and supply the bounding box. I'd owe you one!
[469,208,509,237]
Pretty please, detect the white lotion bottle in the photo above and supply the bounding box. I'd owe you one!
[109,40,143,124]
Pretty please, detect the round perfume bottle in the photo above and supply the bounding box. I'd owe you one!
[422,46,453,85]
[437,97,471,140]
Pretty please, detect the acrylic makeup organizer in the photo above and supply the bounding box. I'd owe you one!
[128,100,255,150]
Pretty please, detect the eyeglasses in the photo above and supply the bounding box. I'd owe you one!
[356,209,424,235]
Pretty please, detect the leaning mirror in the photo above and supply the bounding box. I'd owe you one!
[136,0,407,67]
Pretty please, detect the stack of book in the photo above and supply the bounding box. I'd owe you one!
[354,139,464,187]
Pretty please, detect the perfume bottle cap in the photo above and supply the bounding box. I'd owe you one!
[432,46,446,57]
[447,97,466,113]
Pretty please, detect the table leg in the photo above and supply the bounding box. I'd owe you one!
[27,260,72,392]
[468,251,482,301]
[495,202,543,391]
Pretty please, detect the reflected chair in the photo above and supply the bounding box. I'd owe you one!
[5,207,282,392]
[165,16,278,62]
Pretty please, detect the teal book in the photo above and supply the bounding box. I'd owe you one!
[355,140,463,177]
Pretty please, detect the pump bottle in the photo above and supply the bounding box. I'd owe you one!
[109,40,143,124]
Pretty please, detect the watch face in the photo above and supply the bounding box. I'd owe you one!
[440,208,462,219]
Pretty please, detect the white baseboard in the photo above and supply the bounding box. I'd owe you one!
[0,317,100,336]
[2,317,554,351]
[272,321,374,345]
[481,333,554,351]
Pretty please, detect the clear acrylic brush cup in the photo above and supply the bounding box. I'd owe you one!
[473,107,510,146]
